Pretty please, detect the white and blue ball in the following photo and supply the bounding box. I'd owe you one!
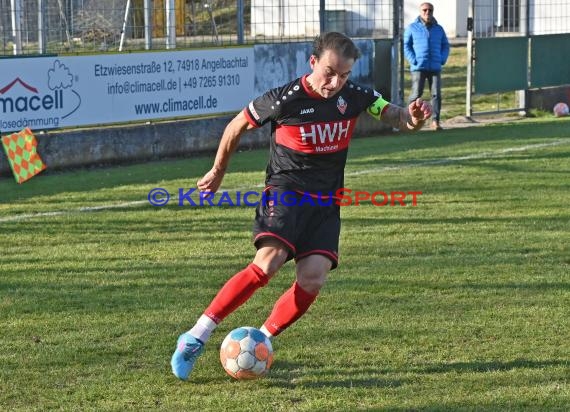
[220,326,274,379]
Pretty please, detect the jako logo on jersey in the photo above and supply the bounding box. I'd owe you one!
[337,95,347,114]
[300,107,315,115]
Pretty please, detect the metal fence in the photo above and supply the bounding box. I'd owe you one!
[3,0,568,118]
[466,0,570,116]
[472,0,570,37]
[0,0,396,55]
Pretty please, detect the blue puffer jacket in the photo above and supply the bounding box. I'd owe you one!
[404,16,450,72]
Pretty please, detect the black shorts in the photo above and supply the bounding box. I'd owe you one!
[252,188,341,269]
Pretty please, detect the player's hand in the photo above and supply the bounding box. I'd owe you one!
[408,98,432,125]
[197,166,225,193]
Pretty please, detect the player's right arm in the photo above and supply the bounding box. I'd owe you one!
[197,110,252,193]
[197,86,282,193]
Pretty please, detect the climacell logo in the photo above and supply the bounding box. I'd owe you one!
[0,59,81,130]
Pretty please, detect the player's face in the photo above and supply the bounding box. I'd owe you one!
[308,49,354,99]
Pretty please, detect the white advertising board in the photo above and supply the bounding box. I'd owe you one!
[0,48,254,132]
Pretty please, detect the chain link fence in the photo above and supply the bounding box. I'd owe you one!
[1,0,128,54]
[466,0,570,116]
[472,0,570,37]
[0,0,396,55]
[3,1,567,54]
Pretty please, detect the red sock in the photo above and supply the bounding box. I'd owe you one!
[262,282,318,336]
[204,263,269,324]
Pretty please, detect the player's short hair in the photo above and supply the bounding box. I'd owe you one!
[312,32,361,61]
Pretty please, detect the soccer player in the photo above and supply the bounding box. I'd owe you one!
[171,31,432,381]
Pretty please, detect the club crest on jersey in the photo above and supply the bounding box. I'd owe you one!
[337,96,347,114]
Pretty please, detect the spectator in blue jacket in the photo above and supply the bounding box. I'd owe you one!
[404,2,450,130]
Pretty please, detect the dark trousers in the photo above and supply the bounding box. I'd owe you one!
[408,70,442,122]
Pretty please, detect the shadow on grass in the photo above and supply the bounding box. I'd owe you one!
[417,358,569,374]
[341,214,568,228]
[265,358,567,390]
[376,277,570,293]
[267,361,405,389]
[276,358,570,390]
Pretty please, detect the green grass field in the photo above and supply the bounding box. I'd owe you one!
[1,118,569,411]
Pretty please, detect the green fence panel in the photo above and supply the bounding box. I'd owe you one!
[374,39,393,101]
[530,34,570,88]
[474,37,528,94]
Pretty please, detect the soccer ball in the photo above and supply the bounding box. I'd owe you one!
[553,102,569,117]
[220,327,274,379]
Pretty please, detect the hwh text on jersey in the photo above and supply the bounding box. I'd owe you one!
[300,120,352,146]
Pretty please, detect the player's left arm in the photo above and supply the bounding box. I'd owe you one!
[367,96,432,131]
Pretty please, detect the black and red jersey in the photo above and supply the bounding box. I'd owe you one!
[244,75,380,194]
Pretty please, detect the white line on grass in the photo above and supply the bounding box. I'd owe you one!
[345,140,568,176]
[1,139,567,223]
[0,201,150,223]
